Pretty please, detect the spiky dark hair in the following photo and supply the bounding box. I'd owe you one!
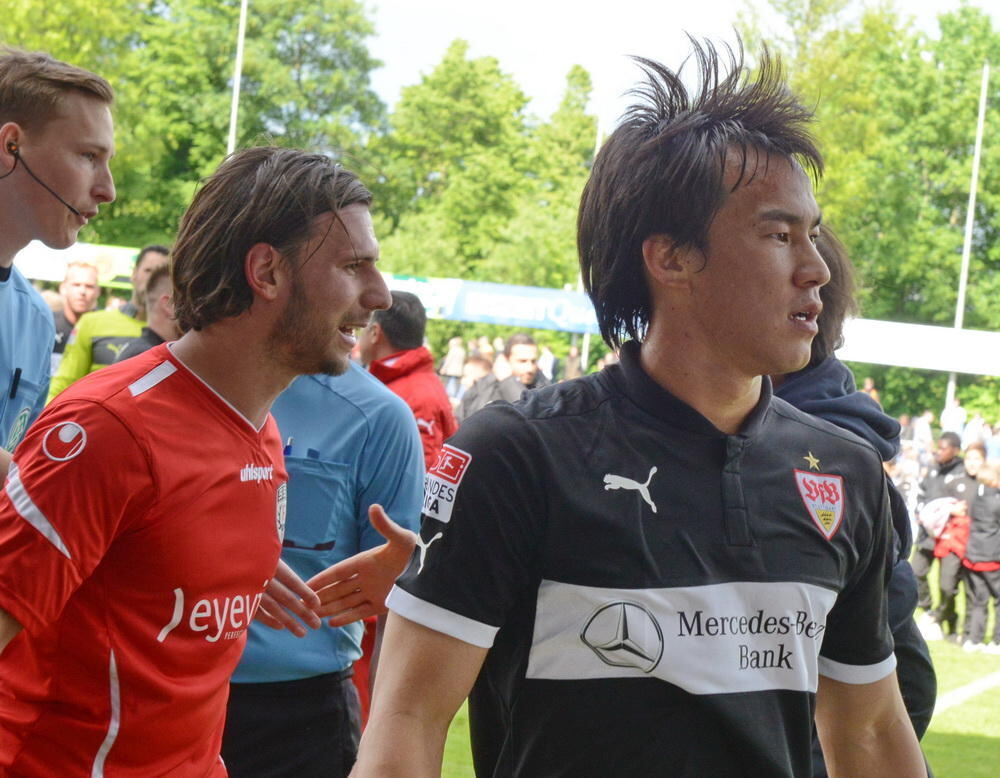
[578,36,823,348]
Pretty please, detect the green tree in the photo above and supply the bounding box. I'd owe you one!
[374,40,531,278]
[479,66,597,289]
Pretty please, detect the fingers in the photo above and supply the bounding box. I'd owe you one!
[315,589,371,619]
[273,559,321,610]
[264,576,322,632]
[314,575,363,606]
[327,600,386,628]
[306,557,360,591]
[369,504,417,550]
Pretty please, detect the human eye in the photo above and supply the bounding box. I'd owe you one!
[771,232,790,243]
[82,151,98,163]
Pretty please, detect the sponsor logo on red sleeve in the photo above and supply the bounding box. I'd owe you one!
[42,421,88,462]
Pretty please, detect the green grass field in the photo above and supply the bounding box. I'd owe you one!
[440,625,1000,776]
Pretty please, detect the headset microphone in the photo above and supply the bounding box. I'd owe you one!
[0,142,81,217]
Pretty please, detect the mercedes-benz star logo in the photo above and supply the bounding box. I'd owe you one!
[580,601,664,673]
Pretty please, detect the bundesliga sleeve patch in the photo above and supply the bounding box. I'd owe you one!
[794,469,845,540]
[422,444,472,524]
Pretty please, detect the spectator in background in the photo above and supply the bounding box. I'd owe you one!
[438,336,466,399]
[0,49,114,475]
[987,423,1000,465]
[454,354,492,409]
[913,411,935,458]
[113,262,181,362]
[898,413,914,442]
[962,412,989,450]
[962,464,1000,653]
[564,344,583,380]
[537,344,558,382]
[47,244,168,400]
[862,377,881,406]
[456,332,549,423]
[927,442,982,642]
[52,261,99,371]
[914,431,967,632]
[359,290,457,469]
[940,397,966,437]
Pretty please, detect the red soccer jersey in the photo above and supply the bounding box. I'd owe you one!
[0,344,285,776]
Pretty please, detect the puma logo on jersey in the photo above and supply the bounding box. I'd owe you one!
[604,466,658,513]
[415,531,443,573]
[416,418,435,434]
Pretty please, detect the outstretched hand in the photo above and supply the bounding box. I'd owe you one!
[307,504,417,627]
[254,559,323,637]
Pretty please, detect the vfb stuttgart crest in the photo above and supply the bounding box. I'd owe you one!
[794,469,845,540]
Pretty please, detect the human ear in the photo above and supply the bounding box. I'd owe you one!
[642,234,690,289]
[244,243,285,301]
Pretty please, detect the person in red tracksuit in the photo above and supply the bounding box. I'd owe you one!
[359,290,457,469]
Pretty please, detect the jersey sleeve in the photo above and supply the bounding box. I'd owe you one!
[356,397,425,550]
[47,316,93,402]
[0,398,156,635]
[818,472,896,684]
[388,404,544,648]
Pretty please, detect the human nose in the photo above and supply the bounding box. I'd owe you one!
[364,268,391,312]
[95,162,115,204]
[796,240,830,288]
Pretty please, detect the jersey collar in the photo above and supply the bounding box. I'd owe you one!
[606,340,772,439]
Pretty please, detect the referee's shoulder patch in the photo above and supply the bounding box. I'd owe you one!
[422,444,472,524]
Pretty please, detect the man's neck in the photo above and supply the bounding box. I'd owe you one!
[170,327,294,430]
[639,336,762,435]
[62,307,78,325]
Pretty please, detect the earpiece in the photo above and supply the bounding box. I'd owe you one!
[6,142,17,155]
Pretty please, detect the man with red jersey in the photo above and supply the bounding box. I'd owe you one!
[0,146,390,776]
[359,290,457,468]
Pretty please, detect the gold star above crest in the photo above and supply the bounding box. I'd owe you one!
[803,452,821,471]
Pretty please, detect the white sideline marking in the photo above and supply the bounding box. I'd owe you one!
[934,670,1000,714]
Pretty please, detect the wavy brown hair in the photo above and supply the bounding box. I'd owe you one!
[171,147,371,332]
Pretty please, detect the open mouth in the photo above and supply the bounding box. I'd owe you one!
[790,311,816,323]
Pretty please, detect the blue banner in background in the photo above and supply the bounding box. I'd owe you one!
[384,273,601,334]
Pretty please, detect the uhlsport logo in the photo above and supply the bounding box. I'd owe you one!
[580,601,664,673]
[42,421,88,461]
[794,469,846,540]
[240,463,274,483]
[422,445,472,524]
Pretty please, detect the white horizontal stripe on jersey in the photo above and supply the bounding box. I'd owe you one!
[818,653,896,685]
[526,579,840,695]
[91,649,121,778]
[128,360,177,396]
[6,462,71,559]
[387,585,498,648]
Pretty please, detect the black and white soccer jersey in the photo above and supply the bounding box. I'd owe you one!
[388,341,895,777]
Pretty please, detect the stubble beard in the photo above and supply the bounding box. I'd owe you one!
[268,276,348,378]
